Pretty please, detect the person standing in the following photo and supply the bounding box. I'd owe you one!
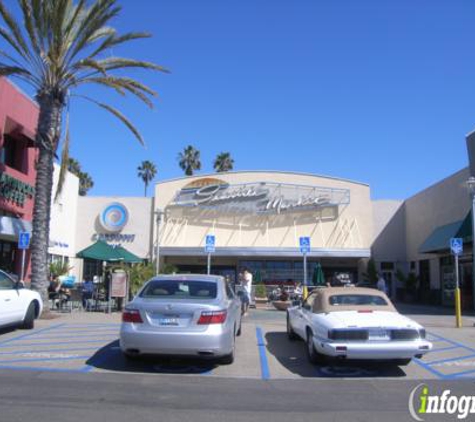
[242,268,253,316]
[377,273,387,294]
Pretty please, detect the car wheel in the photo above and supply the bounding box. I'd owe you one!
[306,329,321,364]
[287,314,298,341]
[392,358,412,366]
[20,303,36,330]
[221,334,235,365]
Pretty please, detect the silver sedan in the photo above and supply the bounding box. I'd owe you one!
[120,274,242,364]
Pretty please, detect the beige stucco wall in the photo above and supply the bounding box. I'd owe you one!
[371,200,406,262]
[405,168,471,261]
[75,196,153,260]
[154,171,373,253]
[49,164,79,260]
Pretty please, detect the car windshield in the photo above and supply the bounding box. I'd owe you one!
[329,294,388,306]
[140,280,218,300]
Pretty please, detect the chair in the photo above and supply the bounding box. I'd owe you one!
[67,288,83,312]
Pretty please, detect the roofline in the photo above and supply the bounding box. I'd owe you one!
[154,170,369,188]
[1,77,38,109]
[404,167,469,202]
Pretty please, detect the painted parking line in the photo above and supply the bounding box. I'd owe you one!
[0,346,102,356]
[29,334,118,340]
[426,353,475,366]
[0,339,115,348]
[256,326,270,380]
[428,345,460,354]
[0,323,66,346]
[0,355,92,364]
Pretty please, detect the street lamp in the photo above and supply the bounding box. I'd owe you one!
[466,176,475,311]
[154,208,164,276]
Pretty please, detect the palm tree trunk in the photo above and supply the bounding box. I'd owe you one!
[144,181,147,197]
[30,94,64,312]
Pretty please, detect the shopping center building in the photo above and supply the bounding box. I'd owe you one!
[152,171,373,285]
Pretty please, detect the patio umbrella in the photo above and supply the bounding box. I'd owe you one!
[312,263,325,286]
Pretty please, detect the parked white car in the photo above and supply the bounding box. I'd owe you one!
[287,286,432,366]
[0,270,43,330]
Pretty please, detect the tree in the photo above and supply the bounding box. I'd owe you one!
[363,258,378,285]
[0,0,167,310]
[137,160,157,196]
[178,145,201,176]
[213,152,234,172]
[67,157,94,196]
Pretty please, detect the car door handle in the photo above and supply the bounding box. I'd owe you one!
[4,298,11,302]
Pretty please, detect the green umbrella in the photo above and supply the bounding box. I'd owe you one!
[312,263,325,286]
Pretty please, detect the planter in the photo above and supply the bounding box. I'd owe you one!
[272,300,291,311]
[255,297,268,305]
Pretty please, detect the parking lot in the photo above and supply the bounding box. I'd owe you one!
[1,307,475,380]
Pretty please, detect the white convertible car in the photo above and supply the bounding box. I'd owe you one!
[287,287,432,366]
[0,269,43,330]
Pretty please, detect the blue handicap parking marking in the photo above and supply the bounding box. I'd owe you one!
[414,331,475,380]
[0,323,121,374]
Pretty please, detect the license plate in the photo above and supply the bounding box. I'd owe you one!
[369,329,389,340]
[158,317,179,326]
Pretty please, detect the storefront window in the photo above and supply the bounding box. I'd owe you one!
[0,240,16,273]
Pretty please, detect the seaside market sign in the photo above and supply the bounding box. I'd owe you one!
[170,179,350,215]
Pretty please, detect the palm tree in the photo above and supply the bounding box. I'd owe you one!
[178,145,201,176]
[0,0,167,309]
[67,157,94,196]
[137,160,157,196]
[78,171,94,196]
[213,152,234,172]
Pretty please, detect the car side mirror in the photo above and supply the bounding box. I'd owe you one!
[15,280,25,289]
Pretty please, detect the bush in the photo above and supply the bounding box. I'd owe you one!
[255,284,267,298]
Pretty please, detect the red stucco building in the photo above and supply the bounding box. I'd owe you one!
[0,78,38,280]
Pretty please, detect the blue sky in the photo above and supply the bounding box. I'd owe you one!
[7,0,475,199]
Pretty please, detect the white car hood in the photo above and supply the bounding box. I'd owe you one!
[321,311,421,330]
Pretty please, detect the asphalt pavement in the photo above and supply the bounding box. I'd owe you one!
[1,305,475,421]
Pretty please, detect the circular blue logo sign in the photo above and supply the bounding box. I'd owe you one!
[99,203,129,233]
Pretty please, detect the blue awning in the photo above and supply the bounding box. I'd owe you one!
[419,220,464,254]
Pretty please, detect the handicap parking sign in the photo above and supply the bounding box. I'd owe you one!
[299,237,311,254]
[18,231,30,250]
[450,238,463,256]
[205,235,215,253]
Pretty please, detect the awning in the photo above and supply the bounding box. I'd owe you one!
[419,220,464,254]
[456,211,472,243]
[0,216,32,239]
[77,240,142,263]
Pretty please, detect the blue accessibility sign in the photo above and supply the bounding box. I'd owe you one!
[299,236,311,254]
[205,235,215,253]
[18,231,30,250]
[450,238,463,256]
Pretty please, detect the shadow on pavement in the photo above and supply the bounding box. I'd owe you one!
[86,340,217,375]
[0,327,16,337]
[265,331,407,378]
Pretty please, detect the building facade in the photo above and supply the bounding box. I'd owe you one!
[0,78,38,279]
[154,171,373,285]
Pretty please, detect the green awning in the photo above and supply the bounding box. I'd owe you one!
[115,245,143,263]
[419,221,464,254]
[77,240,142,263]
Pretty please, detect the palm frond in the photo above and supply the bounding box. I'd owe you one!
[55,112,71,202]
[0,1,30,58]
[88,31,151,59]
[94,57,170,73]
[74,76,157,108]
[77,95,144,145]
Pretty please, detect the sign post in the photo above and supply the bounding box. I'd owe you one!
[205,235,215,275]
[450,238,463,328]
[299,237,311,300]
[18,231,30,282]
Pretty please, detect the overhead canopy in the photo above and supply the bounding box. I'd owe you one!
[419,214,472,254]
[77,240,142,263]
